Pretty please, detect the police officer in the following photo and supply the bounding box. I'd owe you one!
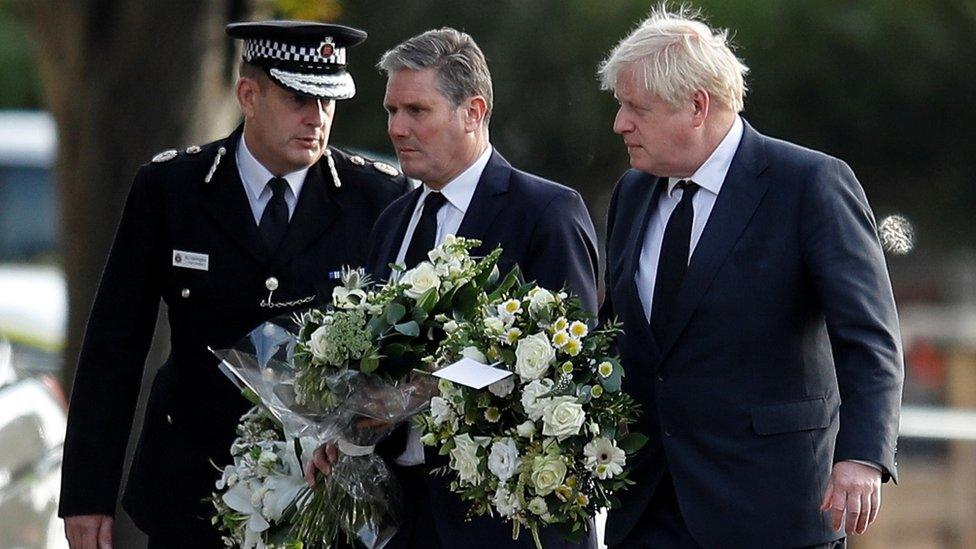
[59,21,409,548]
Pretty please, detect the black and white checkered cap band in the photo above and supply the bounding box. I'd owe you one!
[243,38,346,66]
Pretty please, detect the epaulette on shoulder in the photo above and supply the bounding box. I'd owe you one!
[330,147,401,178]
[150,144,207,164]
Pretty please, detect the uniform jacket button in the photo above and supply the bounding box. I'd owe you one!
[180,288,190,298]
[265,277,279,291]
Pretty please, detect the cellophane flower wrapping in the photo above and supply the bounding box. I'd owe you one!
[210,236,509,548]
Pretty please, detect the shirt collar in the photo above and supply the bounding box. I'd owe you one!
[419,145,493,214]
[237,135,309,199]
[667,115,744,197]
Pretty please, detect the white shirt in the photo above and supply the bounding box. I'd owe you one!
[236,136,309,225]
[394,144,492,466]
[636,116,743,321]
[392,145,493,268]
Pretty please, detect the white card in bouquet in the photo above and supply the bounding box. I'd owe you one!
[432,357,513,389]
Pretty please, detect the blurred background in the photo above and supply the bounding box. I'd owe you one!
[0,0,974,547]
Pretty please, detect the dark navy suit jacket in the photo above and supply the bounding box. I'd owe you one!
[600,121,903,548]
[367,149,600,548]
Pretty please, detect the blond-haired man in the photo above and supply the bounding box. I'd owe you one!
[598,6,902,548]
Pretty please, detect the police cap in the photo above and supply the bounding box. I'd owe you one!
[226,20,367,100]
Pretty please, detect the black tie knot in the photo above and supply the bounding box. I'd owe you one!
[423,191,447,212]
[676,180,699,201]
[268,177,289,198]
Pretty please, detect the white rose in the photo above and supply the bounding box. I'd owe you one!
[488,376,515,397]
[487,437,522,481]
[515,332,556,380]
[530,455,567,496]
[493,485,521,517]
[461,346,488,364]
[443,320,459,333]
[521,379,554,421]
[516,420,537,439]
[450,433,488,486]
[542,396,586,440]
[401,262,441,299]
[430,396,457,429]
[308,325,330,363]
[527,287,556,316]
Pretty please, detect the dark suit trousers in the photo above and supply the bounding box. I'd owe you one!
[613,471,845,549]
[385,463,443,549]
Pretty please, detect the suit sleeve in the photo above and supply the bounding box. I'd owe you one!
[800,158,903,482]
[521,190,600,314]
[59,166,165,516]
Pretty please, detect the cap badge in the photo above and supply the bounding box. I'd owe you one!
[319,39,335,59]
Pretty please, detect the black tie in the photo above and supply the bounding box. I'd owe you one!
[259,177,290,252]
[649,180,700,340]
[404,192,447,268]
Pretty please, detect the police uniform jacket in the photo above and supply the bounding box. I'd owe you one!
[58,126,409,538]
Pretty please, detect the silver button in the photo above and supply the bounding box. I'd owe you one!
[166,414,173,424]
[265,277,279,291]
[181,288,190,298]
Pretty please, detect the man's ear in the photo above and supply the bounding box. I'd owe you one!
[691,89,710,127]
[237,78,259,119]
[462,95,488,132]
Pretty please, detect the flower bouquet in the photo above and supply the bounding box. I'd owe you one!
[418,283,647,548]
[210,236,509,548]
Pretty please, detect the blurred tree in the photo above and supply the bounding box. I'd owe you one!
[0,4,42,107]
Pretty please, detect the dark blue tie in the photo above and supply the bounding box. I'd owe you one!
[650,180,699,340]
[404,191,447,268]
[259,177,290,252]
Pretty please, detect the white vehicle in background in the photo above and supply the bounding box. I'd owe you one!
[0,110,68,548]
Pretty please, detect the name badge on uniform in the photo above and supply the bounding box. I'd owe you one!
[173,250,209,271]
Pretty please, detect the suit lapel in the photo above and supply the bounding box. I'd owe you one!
[379,186,423,278]
[456,150,512,249]
[200,128,270,266]
[272,160,340,269]
[655,121,771,364]
[620,172,666,357]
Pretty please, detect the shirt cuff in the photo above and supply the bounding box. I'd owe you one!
[843,459,882,471]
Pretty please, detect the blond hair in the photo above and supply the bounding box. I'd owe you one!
[598,3,749,113]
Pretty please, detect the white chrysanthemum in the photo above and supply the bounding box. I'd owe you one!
[584,437,626,479]
[569,321,588,338]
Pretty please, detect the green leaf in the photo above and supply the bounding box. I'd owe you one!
[487,266,521,302]
[360,355,380,373]
[385,302,407,324]
[617,433,649,454]
[452,283,479,318]
[417,286,440,312]
[367,316,388,337]
[394,320,420,337]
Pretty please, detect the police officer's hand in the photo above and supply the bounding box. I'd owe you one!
[304,442,339,485]
[64,514,113,549]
